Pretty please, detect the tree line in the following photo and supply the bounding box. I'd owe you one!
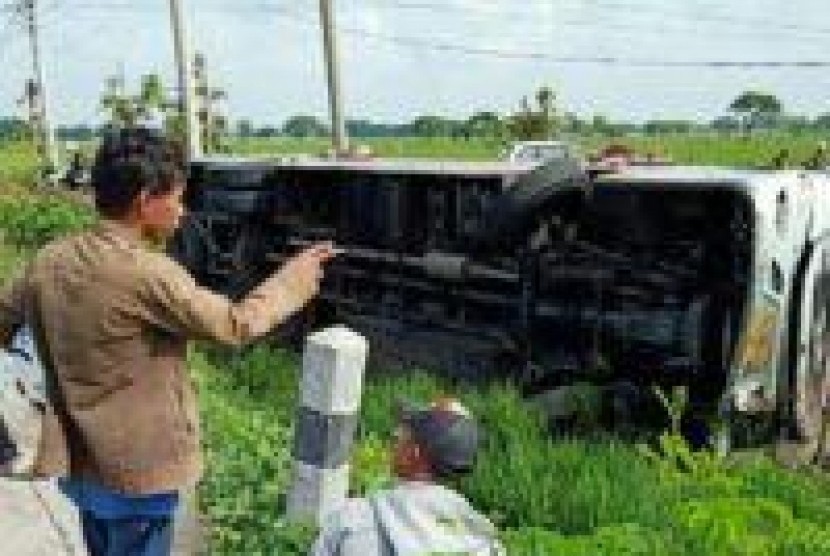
[1,84,828,142]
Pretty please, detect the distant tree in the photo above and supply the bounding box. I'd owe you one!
[101,75,137,128]
[711,115,741,133]
[0,117,29,141]
[590,114,611,136]
[643,120,693,135]
[561,112,588,134]
[536,86,557,131]
[282,114,328,138]
[779,115,811,133]
[729,90,783,132]
[346,119,402,138]
[508,86,560,140]
[236,118,254,138]
[813,113,830,131]
[463,111,504,139]
[56,125,96,141]
[100,72,185,142]
[137,74,165,122]
[606,122,637,137]
[407,115,459,137]
[254,126,281,138]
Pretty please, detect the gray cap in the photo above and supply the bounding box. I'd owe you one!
[398,398,481,478]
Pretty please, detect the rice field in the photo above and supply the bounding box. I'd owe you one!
[228,131,829,167]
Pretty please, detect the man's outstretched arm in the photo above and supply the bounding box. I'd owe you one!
[136,242,335,347]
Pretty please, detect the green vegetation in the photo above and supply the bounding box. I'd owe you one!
[4,126,828,172]
[228,131,828,168]
[579,132,828,168]
[193,345,830,555]
[1,137,829,555]
[0,141,40,186]
[0,195,95,249]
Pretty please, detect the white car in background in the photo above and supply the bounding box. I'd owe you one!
[503,140,580,164]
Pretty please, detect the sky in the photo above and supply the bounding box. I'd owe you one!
[1,0,829,127]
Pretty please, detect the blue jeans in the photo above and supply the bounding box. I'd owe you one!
[80,511,175,556]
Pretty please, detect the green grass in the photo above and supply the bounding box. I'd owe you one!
[229,131,829,167]
[3,130,827,173]
[578,131,828,167]
[0,140,39,186]
[192,345,830,555]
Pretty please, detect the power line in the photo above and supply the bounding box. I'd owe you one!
[8,0,830,129]
[28,0,830,46]
[56,0,830,51]
[355,0,830,48]
[583,0,830,37]
[355,0,830,39]
[253,6,830,69]
[396,0,830,37]
[9,2,830,72]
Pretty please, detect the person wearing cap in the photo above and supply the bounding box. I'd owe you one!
[310,397,505,555]
[0,127,335,556]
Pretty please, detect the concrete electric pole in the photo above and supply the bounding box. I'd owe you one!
[168,0,202,159]
[319,0,349,156]
[22,0,58,178]
[192,52,229,155]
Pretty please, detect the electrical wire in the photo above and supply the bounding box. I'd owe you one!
[5,0,830,126]
[582,0,830,36]
[51,0,830,54]
[249,6,830,69]
[240,0,830,45]
[374,0,830,37]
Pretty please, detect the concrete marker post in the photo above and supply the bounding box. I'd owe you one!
[286,326,368,525]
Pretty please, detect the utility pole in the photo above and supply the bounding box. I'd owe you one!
[193,52,208,152]
[319,0,348,156]
[22,0,58,178]
[193,52,228,155]
[168,0,202,159]
[23,78,38,140]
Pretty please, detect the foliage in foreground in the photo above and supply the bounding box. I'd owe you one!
[0,194,96,249]
[193,345,830,555]
[0,141,39,185]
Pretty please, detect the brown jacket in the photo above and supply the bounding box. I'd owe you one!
[0,220,310,494]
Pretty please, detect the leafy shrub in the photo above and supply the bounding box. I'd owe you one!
[0,141,39,185]
[192,344,830,555]
[501,524,671,555]
[190,347,319,554]
[0,195,95,248]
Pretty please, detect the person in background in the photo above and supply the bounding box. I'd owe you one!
[311,397,505,556]
[0,126,335,556]
[62,150,89,190]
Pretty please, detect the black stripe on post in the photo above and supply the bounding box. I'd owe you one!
[293,407,357,469]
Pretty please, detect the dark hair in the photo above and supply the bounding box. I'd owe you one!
[91,127,186,218]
